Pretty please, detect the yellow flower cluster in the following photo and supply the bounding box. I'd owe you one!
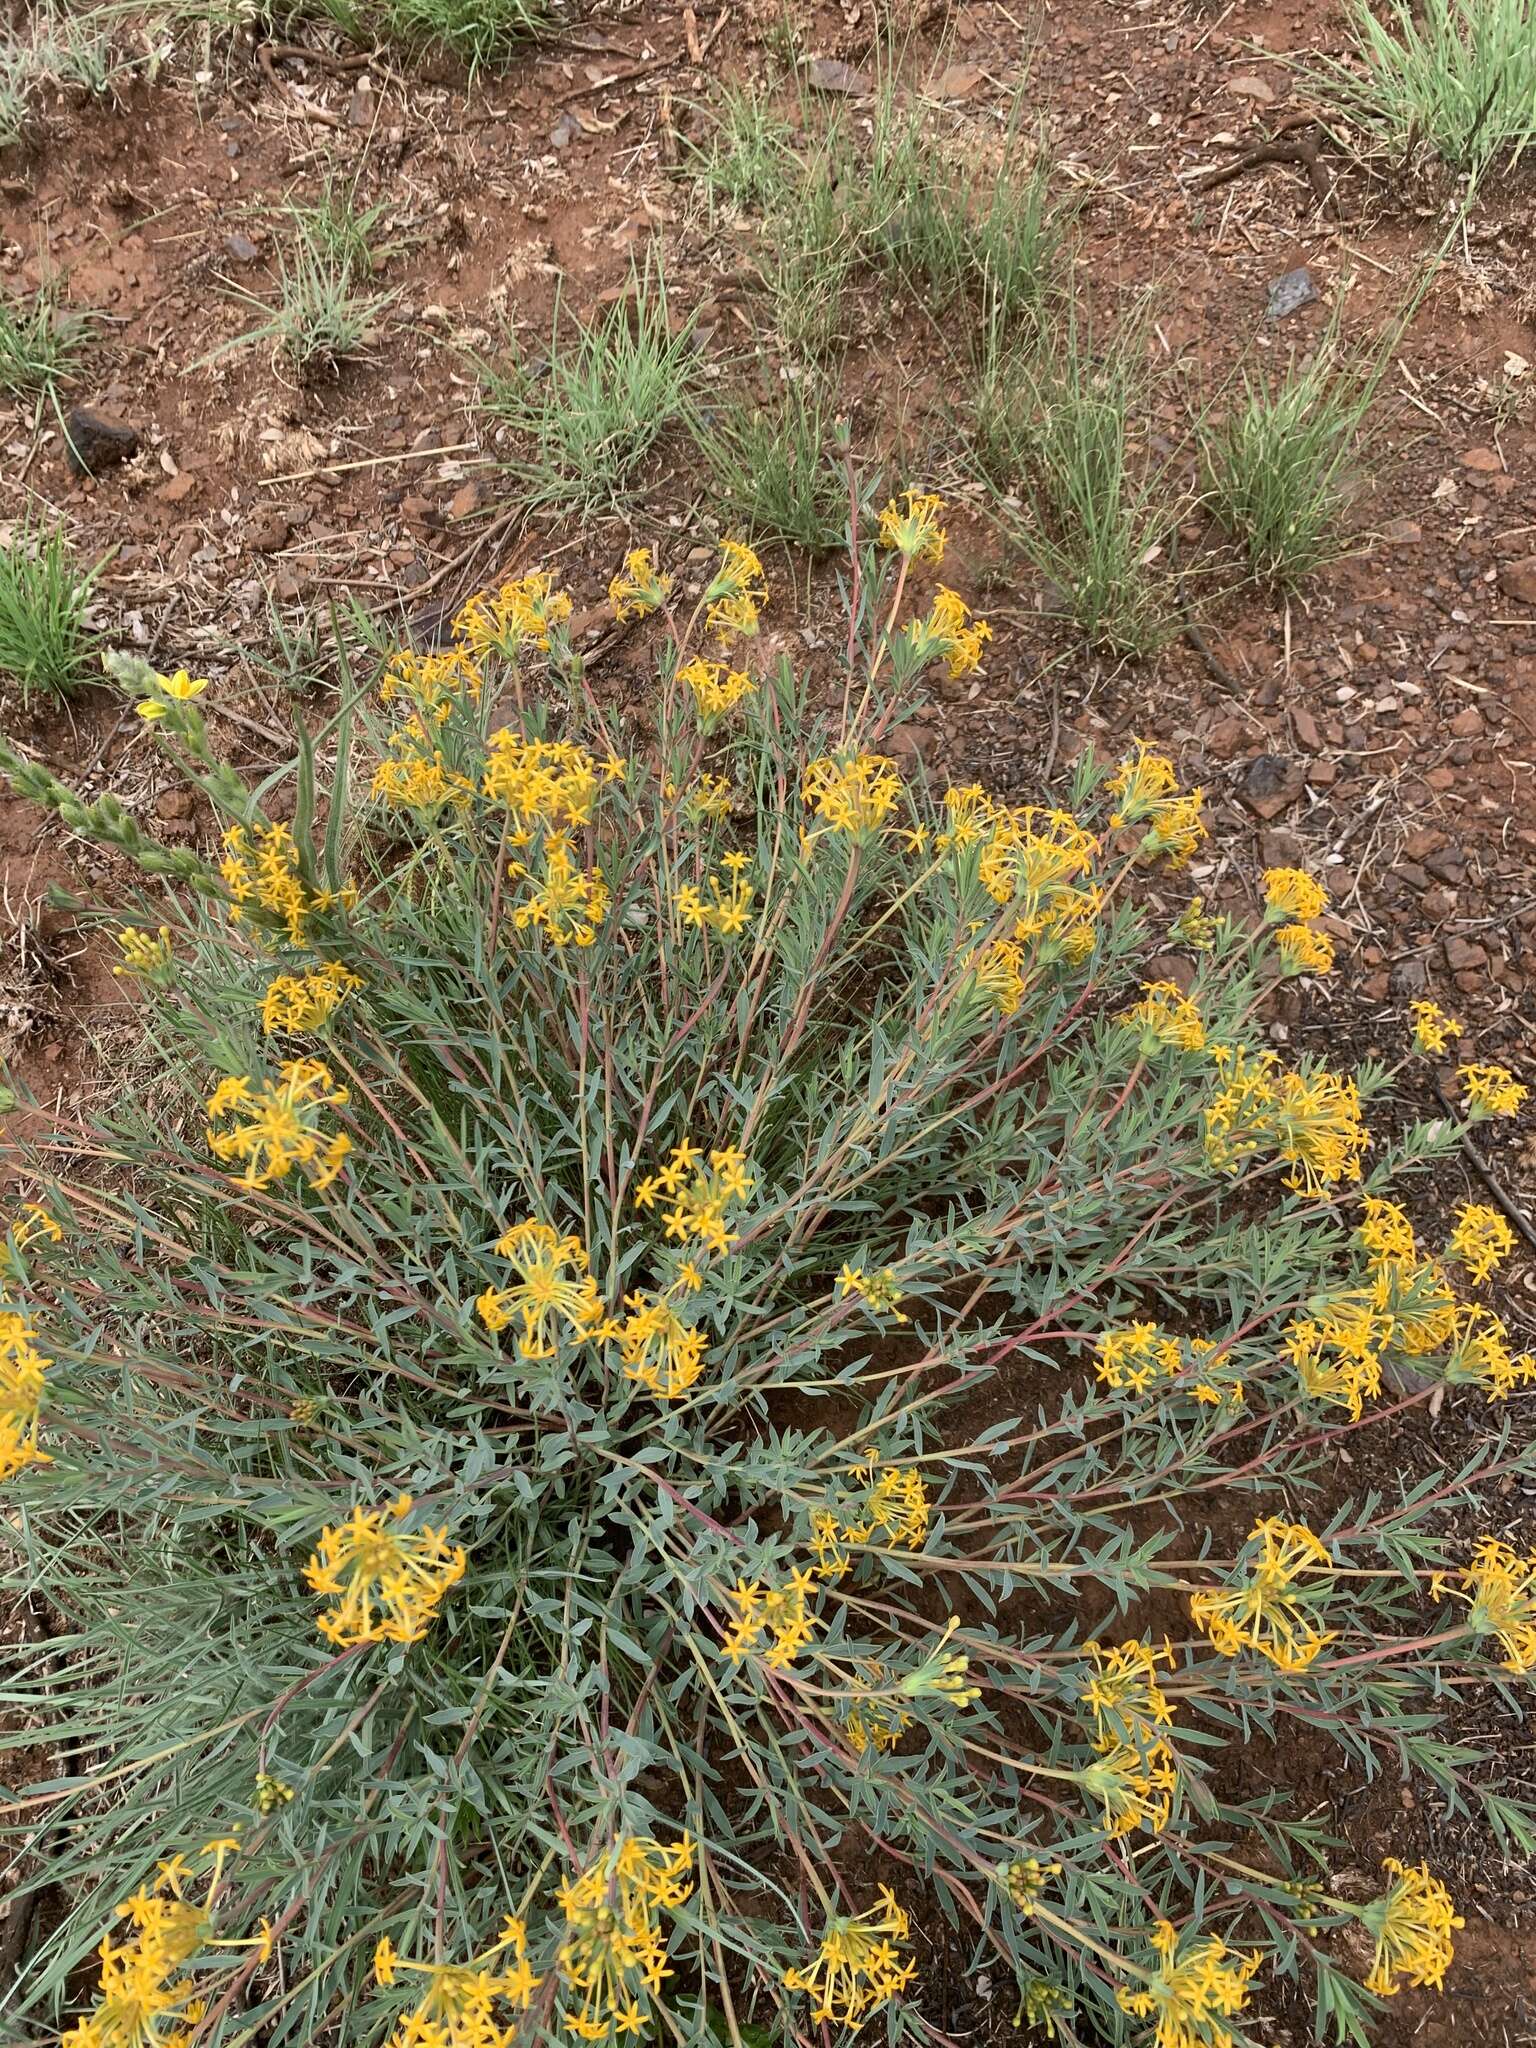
[1409,1000,1460,1055]
[783,1889,916,2030]
[380,646,483,724]
[376,1915,538,2048]
[1361,1859,1462,1995]
[1097,1322,1181,1396]
[61,1841,268,2048]
[1262,867,1334,973]
[1002,1858,1061,1917]
[1286,1279,1389,1421]
[802,752,904,843]
[837,1262,908,1320]
[1203,1045,1368,1197]
[305,1493,466,1648]
[902,585,991,677]
[1447,1201,1515,1283]
[842,1664,913,1755]
[135,666,210,723]
[720,1566,819,1668]
[477,1219,605,1358]
[1169,896,1219,949]
[678,853,754,937]
[678,771,733,822]
[1116,1919,1260,2048]
[220,821,354,948]
[455,571,572,658]
[878,488,947,563]
[976,803,1100,957]
[1106,743,1207,868]
[1436,1536,1536,1672]
[677,655,755,726]
[704,538,767,642]
[1078,1638,1179,1838]
[612,1288,706,1398]
[510,835,610,948]
[810,1461,930,1578]
[1458,1061,1527,1118]
[1443,1302,1536,1401]
[261,959,363,1036]
[371,727,475,814]
[1119,980,1205,1052]
[964,936,1027,1016]
[608,546,672,621]
[634,1139,754,1257]
[1079,1739,1179,1838]
[482,733,607,839]
[205,1059,350,1194]
[556,1836,695,2043]
[1191,1518,1335,1672]
[114,925,174,979]
[0,1307,51,1480]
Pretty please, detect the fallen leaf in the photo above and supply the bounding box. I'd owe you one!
[1504,350,1530,379]
[927,61,983,99]
[1226,73,1275,102]
[807,56,870,94]
[1431,474,1458,501]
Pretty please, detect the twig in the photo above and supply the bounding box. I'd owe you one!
[259,442,482,487]
[260,38,376,73]
[1194,117,1335,213]
[553,58,663,105]
[1432,1082,1536,1256]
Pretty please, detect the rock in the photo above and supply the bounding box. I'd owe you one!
[1460,446,1503,472]
[1227,73,1275,102]
[1379,517,1421,545]
[156,472,198,504]
[1291,706,1322,750]
[928,62,984,98]
[224,232,261,264]
[1447,707,1483,737]
[154,788,193,822]
[1498,556,1536,606]
[1445,936,1488,972]
[1388,957,1428,998]
[63,405,139,477]
[1402,827,1447,858]
[1266,267,1317,320]
[549,110,581,148]
[447,480,481,520]
[807,56,870,93]
[1242,752,1303,819]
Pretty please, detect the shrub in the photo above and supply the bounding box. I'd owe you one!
[3,506,1534,2048]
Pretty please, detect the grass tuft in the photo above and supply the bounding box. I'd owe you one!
[1307,0,1536,172]
[0,282,95,404]
[310,0,549,70]
[220,181,394,377]
[479,265,700,510]
[0,524,101,703]
[695,375,850,550]
[1199,348,1374,587]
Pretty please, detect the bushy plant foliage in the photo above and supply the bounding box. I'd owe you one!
[2,498,1534,2048]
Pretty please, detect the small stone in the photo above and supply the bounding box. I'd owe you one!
[250,508,294,553]
[1460,446,1503,472]
[448,480,481,520]
[156,472,198,504]
[1379,517,1421,545]
[807,56,871,93]
[63,405,139,477]
[1498,556,1536,606]
[224,231,260,264]
[1292,706,1322,750]
[1445,937,1488,972]
[154,788,193,822]
[1266,267,1317,320]
[1242,752,1303,818]
[1448,707,1483,736]
[549,110,581,148]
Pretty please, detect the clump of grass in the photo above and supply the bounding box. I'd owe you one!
[1200,348,1375,586]
[760,151,856,360]
[0,282,95,403]
[690,84,796,213]
[1307,0,1536,173]
[219,182,394,377]
[695,375,849,549]
[0,524,100,703]
[311,0,549,69]
[479,265,699,509]
[976,302,1182,655]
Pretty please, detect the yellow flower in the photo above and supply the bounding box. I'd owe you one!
[482,732,601,835]
[219,821,354,947]
[556,1837,695,2044]
[838,1460,930,1551]
[1286,1289,1387,1421]
[704,538,767,642]
[1097,1323,1182,1397]
[204,1059,350,1194]
[612,1288,706,1398]
[935,783,998,852]
[261,960,363,1036]
[1116,1919,1260,2048]
[842,1667,913,1754]
[1360,1859,1462,1995]
[1262,867,1327,921]
[676,655,755,727]
[838,1264,908,1321]
[1077,1738,1178,1836]
[678,772,733,822]
[1436,1536,1536,1673]
[304,1493,466,1647]
[976,806,1101,960]
[113,925,174,980]
[878,488,946,563]
[963,937,1027,1017]
[608,546,672,620]
[903,585,991,676]
[720,1567,819,1668]
[9,1202,62,1252]
[1119,980,1205,1052]
[1358,1196,1416,1262]
[379,646,482,723]
[802,752,903,841]
[895,1614,977,1706]
[1107,744,1206,867]
[1275,922,1335,976]
[1442,1303,1536,1401]
[254,1772,294,1814]
[1203,1046,1368,1197]
[783,1890,916,2030]
[1190,1517,1335,1671]
[136,667,210,720]
[378,1916,539,2048]
[1081,1639,1175,1751]
[1446,1201,1515,1283]
[1409,1000,1461,1056]
[454,571,571,658]
[477,1219,605,1359]
[637,1139,754,1258]
[0,1308,51,1481]
[511,835,610,948]
[371,729,476,813]
[678,862,754,938]
[1458,1061,1527,1119]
